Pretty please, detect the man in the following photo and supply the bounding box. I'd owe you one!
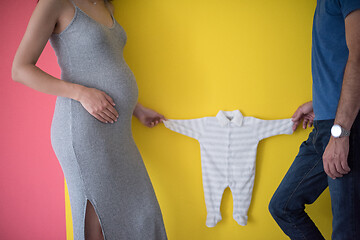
[268,1,360,239]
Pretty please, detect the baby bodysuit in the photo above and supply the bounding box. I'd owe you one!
[164,110,293,227]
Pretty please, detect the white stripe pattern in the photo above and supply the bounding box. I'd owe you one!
[164,110,293,227]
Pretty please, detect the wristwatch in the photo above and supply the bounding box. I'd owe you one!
[331,124,350,138]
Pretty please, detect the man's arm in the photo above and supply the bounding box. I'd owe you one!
[323,9,360,179]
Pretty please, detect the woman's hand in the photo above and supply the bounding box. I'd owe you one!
[291,101,315,131]
[133,103,166,128]
[78,86,119,123]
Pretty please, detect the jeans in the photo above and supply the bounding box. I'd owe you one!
[269,112,360,240]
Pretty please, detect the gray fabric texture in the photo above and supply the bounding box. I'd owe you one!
[49,3,167,240]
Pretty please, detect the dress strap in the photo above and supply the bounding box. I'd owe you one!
[69,0,76,8]
[104,0,115,18]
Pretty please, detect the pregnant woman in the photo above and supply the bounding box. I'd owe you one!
[11,0,167,239]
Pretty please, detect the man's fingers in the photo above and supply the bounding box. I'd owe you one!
[292,110,303,122]
[324,163,331,178]
[308,120,313,128]
[328,164,343,178]
[324,161,339,179]
[341,160,351,172]
[329,163,343,179]
[292,121,299,131]
[335,162,349,175]
[304,115,314,128]
[302,119,308,129]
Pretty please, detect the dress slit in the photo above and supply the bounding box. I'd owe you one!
[84,198,106,240]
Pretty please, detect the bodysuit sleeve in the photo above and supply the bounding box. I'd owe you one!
[163,118,206,140]
[255,118,294,141]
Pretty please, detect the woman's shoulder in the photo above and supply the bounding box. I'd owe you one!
[37,0,68,7]
[36,0,73,15]
[35,0,76,35]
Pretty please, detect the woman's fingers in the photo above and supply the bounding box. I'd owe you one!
[78,88,120,123]
[102,93,118,122]
[98,111,115,123]
[158,114,166,122]
[102,109,117,123]
[93,110,118,124]
[147,119,161,128]
[106,105,119,119]
[94,113,109,123]
[103,93,116,106]
[94,91,118,123]
[97,99,118,123]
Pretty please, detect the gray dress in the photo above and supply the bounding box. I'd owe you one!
[49,2,167,240]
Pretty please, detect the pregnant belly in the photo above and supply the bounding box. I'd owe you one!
[52,69,138,138]
[51,95,136,157]
[50,96,142,184]
[62,61,139,109]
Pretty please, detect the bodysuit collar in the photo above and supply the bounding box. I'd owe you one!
[216,110,244,127]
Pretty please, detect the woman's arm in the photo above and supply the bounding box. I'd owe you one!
[12,0,119,123]
[12,0,79,98]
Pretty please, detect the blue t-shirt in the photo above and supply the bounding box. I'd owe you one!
[312,0,360,120]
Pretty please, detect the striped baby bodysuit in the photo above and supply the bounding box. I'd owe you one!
[164,110,293,227]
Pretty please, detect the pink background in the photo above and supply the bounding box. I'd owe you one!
[0,1,66,239]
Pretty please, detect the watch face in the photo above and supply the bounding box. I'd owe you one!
[331,125,342,137]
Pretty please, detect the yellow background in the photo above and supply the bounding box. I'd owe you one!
[65,0,333,239]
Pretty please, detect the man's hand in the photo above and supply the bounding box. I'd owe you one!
[323,136,350,179]
[291,101,315,131]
